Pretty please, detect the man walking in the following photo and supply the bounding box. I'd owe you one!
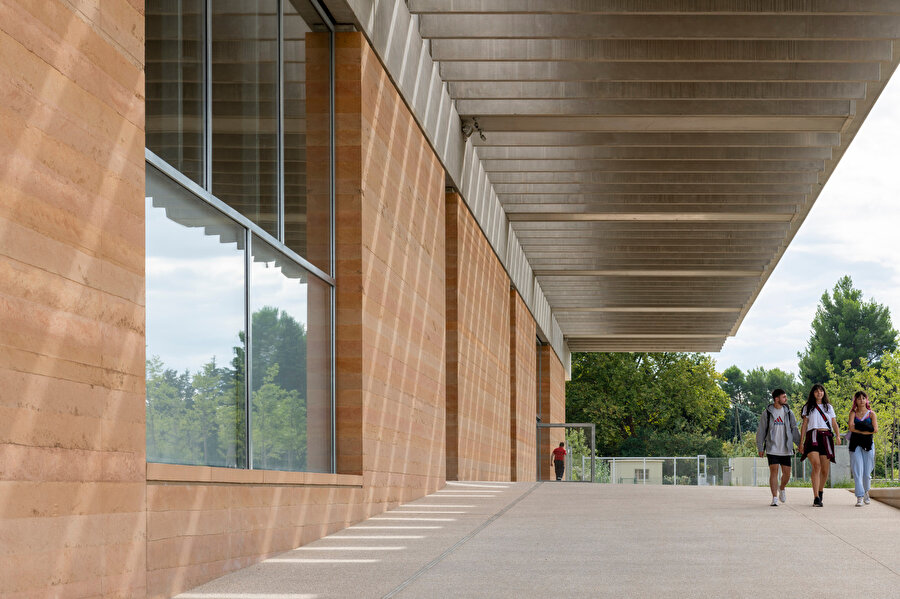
[551,442,567,481]
[756,388,801,506]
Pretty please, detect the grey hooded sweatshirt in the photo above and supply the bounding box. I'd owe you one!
[756,403,801,456]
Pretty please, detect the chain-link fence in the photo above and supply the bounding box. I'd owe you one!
[564,454,834,486]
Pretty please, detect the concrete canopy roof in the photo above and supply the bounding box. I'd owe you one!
[404,1,900,353]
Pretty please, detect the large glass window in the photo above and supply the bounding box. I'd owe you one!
[211,1,279,235]
[284,1,331,272]
[145,164,247,467]
[146,0,204,185]
[145,0,334,472]
[146,0,332,274]
[250,239,332,472]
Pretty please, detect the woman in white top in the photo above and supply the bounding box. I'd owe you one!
[799,384,842,507]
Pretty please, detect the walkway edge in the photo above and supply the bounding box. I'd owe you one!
[381,482,542,599]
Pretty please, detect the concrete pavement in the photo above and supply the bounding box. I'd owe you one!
[175,482,900,599]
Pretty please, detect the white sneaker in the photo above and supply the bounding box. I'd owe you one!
[778,489,786,503]
[856,497,863,507]
[864,492,871,505]
[770,497,778,507]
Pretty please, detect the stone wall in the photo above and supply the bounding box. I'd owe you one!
[510,291,537,481]
[0,0,146,596]
[356,33,447,498]
[446,193,512,481]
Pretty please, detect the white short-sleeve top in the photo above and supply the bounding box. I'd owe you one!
[801,403,836,430]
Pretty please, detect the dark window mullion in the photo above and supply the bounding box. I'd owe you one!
[204,0,212,191]
[245,229,253,469]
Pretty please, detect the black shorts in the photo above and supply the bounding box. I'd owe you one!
[766,454,792,467]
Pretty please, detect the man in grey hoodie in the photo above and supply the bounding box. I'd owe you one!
[756,388,801,506]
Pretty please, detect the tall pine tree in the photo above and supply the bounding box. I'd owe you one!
[798,276,898,385]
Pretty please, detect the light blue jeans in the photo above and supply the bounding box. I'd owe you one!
[850,447,875,498]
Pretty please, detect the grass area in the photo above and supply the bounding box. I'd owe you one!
[871,479,900,488]
[784,480,854,488]
[781,479,900,488]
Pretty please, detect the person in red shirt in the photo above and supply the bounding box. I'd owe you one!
[551,442,567,481]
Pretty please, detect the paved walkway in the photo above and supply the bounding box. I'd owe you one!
[176,483,900,599]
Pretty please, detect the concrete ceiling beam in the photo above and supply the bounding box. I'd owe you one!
[548,297,755,306]
[533,269,764,276]
[505,205,801,216]
[473,131,842,146]
[441,61,881,81]
[517,233,790,243]
[503,194,807,205]
[495,183,814,194]
[409,1,900,15]
[418,14,900,40]
[430,39,894,62]
[482,159,825,172]
[566,339,725,351]
[506,212,795,222]
[458,99,855,117]
[452,81,868,99]
[474,115,847,132]
[490,171,820,184]
[519,241,789,251]
[557,324,740,335]
[557,306,741,314]
[530,256,774,265]
[475,146,835,160]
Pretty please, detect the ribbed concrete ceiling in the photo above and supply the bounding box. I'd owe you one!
[408,1,900,353]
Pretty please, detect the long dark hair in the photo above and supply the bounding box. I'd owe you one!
[852,390,870,413]
[802,383,830,417]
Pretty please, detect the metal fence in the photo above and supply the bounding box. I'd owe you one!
[564,454,834,486]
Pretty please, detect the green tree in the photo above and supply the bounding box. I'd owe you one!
[722,431,759,458]
[566,352,729,457]
[824,355,899,479]
[798,276,898,386]
[565,428,591,480]
[719,365,799,440]
[146,355,192,463]
[251,306,307,394]
[876,351,900,480]
[252,363,306,470]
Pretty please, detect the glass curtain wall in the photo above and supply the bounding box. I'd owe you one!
[145,0,334,472]
[145,0,204,184]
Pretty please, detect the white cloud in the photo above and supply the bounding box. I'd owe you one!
[712,70,900,376]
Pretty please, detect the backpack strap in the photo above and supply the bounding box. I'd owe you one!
[762,407,772,448]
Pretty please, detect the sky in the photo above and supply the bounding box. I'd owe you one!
[145,189,311,374]
[709,70,900,377]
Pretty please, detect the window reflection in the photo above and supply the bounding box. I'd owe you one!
[145,164,247,468]
[146,0,205,185]
[250,238,332,472]
[284,1,332,273]
[211,1,279,235]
